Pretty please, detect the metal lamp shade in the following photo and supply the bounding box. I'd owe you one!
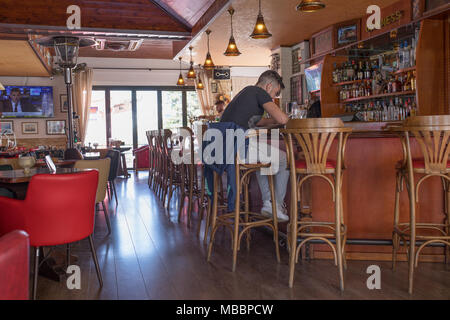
[250,14,272,39]
[196,78,204,90]
[177,73,185,86]
[53,37,80,68]
[187,64,197,79]
[203,52,215,70]
[224,36,241,56]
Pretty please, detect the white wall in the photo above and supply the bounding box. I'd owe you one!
[0,75,67,139]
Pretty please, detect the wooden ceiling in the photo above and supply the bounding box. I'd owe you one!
[178,0,400,67]
[0,0,410,75]
[0,40,50,76]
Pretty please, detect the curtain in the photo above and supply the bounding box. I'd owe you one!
[231,76,258,98]
[73,68,93,145]
[195,70,213,115]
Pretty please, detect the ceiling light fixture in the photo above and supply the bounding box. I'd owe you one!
[224,7,241,56]
[296,0,326,12]
[196,65,204,90]
[187,46,197,79]
[250,0,272,39]
[177,57,185,86]
[203,30,215,70]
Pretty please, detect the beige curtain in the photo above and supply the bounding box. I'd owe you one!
[195,70,213,115]
[231,76,258,98]
[73,68,93,145]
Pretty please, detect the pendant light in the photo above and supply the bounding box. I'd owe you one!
[203,29,215,70]
[196,65,204,90]
[250,0,272,39]
[296,0,326,12]
[187,46,197,79]
[176,57,185,86]
[224,7,241,56]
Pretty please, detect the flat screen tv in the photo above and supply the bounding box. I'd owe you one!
[305,62,323,93]
[0,86,54,118]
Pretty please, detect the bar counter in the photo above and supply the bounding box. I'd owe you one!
[307,121,445,262]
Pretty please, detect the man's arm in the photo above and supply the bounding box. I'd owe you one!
[262,101,289,125]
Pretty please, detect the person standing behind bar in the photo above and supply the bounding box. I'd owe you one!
[220,70,290,221]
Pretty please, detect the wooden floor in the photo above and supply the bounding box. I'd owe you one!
[37,172,450,300]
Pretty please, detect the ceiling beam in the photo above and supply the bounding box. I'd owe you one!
[149,0,193,30]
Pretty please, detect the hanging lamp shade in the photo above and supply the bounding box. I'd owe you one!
[296,0,326,12]
[250,0,272,39]
[0,81,4,91]
[187,46,197,79]
[224,8,241,56]
[203,30,215,70]
[176,57,185,86]
[196,64,204,90]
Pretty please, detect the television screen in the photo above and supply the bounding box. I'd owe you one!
[0,86,54,118]
[305,62,323,93]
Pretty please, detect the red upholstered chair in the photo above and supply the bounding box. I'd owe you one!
[0,230,29,300]
[0,170,102,300]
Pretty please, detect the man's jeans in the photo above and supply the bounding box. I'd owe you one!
[246,140,289,205]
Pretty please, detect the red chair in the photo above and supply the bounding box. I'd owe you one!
[0,230,29,300]
[0,170,102,300]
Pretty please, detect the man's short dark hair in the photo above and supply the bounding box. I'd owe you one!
[256,70,285,90]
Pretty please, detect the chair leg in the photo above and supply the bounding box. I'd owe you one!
[88,235,103,287]
[207,173,219,261]
[203,199,211,245]
[268,175,280,263]
[112,180,118,205]
[102,201,112,236]
[32,246,40,300]
[392,173,402,270]
[66,243,71,267]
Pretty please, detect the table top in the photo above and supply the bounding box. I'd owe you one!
[0,168,94,184]
[34,159,77,167]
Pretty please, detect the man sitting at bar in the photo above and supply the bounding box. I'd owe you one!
[220,70,290,221]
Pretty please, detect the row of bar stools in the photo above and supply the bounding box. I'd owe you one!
[207,132,281,272]
[391,115,450,294]
[281,118,352,291]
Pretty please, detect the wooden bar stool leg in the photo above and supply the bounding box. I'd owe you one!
[232,167,241,272]
[207,172,219,261]
[197,169,206,237]
[268,174,280,263]
[288,172,298,288]
[392,173,402,270]
[244,175,251,251]
[335,152,345,292]
[203,199,211,245]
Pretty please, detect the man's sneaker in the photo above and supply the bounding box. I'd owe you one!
[261,200,289,222]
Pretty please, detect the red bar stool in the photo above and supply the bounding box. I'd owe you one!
[281,118,351,290]
[391,115,450,294]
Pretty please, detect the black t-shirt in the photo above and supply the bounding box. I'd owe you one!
[220,86,272,129]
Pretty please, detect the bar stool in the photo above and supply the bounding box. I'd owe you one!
[281,118,351,290]
[391,115,450,294]
[160,129,173,204]
[146,130,156,189]
[207,132,281,272]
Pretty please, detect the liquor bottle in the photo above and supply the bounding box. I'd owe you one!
[364,61,372,79]
[342,62,348,82]
[411,71,416,91]
[397,42,403,70]
[357,61,364,80]
[403,40,411,69]
[348,60,355,81]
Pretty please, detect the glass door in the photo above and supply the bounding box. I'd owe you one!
[85,90,107,148]
[136,90,158,147]
[110,90,133,167]
[162,91,182,129]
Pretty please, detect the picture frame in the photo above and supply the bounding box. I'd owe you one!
[335,19,360,48]
[60,94,68,113]
[0,121,13,134]
[46,120,66,135]
[22,122,38,134]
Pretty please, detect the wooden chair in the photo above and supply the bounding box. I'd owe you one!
[391,115,450,294]
[74,158,112,236]
[207,132,281,272]
[281,118,351,290]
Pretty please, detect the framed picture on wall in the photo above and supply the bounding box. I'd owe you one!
[46,120,66,135]
[0,121,13,134]
[335,19,360,47]
[22,122,38,134]
[60,94,68,113]
[211,82,218,93]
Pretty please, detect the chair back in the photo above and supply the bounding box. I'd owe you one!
[74,158,111,203]
[105,149,120,180]
[0,230,29,300]
[401,115,450,174]
[0,158,19,170]
[282,118,351,174]
[24,170,99,246]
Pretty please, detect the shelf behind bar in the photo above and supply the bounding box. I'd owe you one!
[332,79,363,86]
[340,90,416,103]
[394,66,416,74]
